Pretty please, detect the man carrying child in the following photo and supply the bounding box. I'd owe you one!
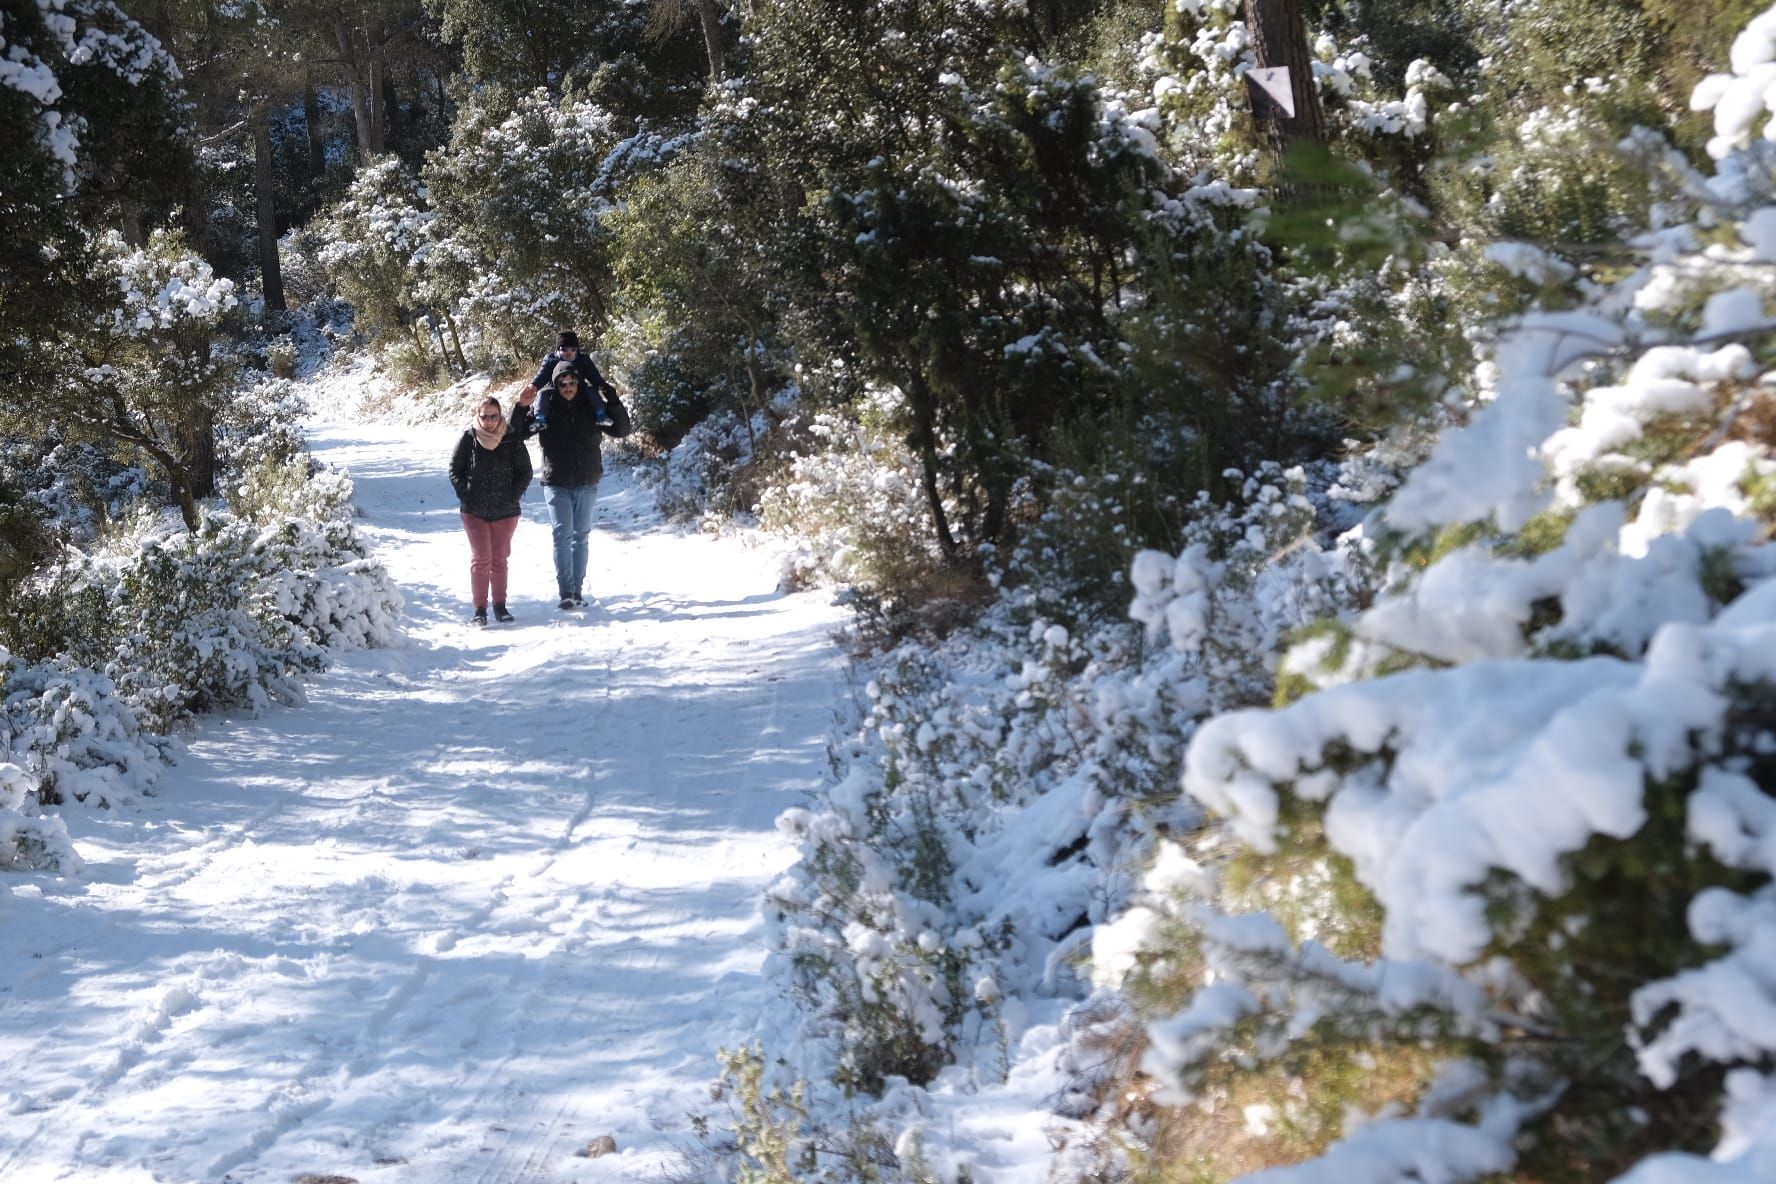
[511,330,633,610]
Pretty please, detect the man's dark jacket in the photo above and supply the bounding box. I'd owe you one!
[450,429,534,520]
[512,385,633,487]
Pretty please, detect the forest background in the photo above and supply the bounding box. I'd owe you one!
[6,0,1776,1179]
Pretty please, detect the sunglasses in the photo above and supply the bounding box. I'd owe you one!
[478,412,502,420]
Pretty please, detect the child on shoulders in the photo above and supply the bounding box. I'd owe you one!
[519,330,615,429]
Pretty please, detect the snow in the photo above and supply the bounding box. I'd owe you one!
[1383,311,1625,534]
[1236,1114,1516,1184]
[1693,8,1776,157]
[1482,241,1575,284]
[0,382,851,1182]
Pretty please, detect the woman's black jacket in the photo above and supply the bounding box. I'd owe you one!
[450,430,533,521]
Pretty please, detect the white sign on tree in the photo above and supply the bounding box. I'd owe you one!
[1246,66,1295,119]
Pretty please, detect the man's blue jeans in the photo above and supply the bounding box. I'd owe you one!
[543,483,598,598]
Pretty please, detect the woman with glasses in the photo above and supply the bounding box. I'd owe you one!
[450,395,534,626]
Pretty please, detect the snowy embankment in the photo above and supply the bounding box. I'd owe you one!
[0,393,849,1183]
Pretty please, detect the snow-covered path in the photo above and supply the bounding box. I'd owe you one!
[0,419,849,1183]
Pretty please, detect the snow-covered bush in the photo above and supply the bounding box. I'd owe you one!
[1086,10,1776,1180]
[757,462,1376,1161]
[2,654,171,812]
[0,759,80,874]
[0,434,150,547]
[0,649,174,873]
[729,334,1401,1178]
[703,1043,899,1184]
[757,388,953,600]
[0,356,401,874]
[318,159,453,379]
[107,517,325,723]
[651,406,766,526]
[99,461,401,726]
[246,469,404,653]
[771,641,1022,1094]
[1128,462,1370,712]
[276,224,337,309]
[216,375,310,482]
[0,494,398,879]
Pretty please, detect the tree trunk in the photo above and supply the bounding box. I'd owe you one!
[141,437,201,531]
[183,163,213,267]
[697,0,725,84]
[119,199,144,247]
[170,470,200,532]
[442,309,469,371]
[304,74,326,179]
[904,371,957,558]
[253,107,286,312]
[1246,0,1328,162]
[180,407,217,501]
[428,316,455,374]
[739,341,763,453]
[368,20,387,155]
[336,21,375,162]
[381,72,400,149]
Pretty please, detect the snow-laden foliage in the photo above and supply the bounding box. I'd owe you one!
[316,158,447,377]
[0,756,80,874]
[0,649,176,873]
[105,518,320,721]
[0,0,189,400]
[41,230,242,530]
[424,91,679,369]
[648,406,766,526]
[705,4,1776,1180]
[756,388,951,595]
[2,652,171,810]
[92,457,400,729]
[0,0,182,176]
[239,466,405,653]
[1079,12,1776,1181]
[0,364,402,874]
[425,89,616,313]
[216,374,311,482]
[0,433,149,548]
[735,453,1379,1178]
[314,87,687,381]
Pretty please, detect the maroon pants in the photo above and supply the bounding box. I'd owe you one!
[461,512,520,609]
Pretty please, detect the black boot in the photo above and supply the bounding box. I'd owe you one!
[493,603,514,623]
[471,607,489,627]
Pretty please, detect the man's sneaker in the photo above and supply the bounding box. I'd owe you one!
[493,603,514,623]
[594,411,613,427]
[471,608,489,627]
[571,592,588,607]
[559,596,576,611]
